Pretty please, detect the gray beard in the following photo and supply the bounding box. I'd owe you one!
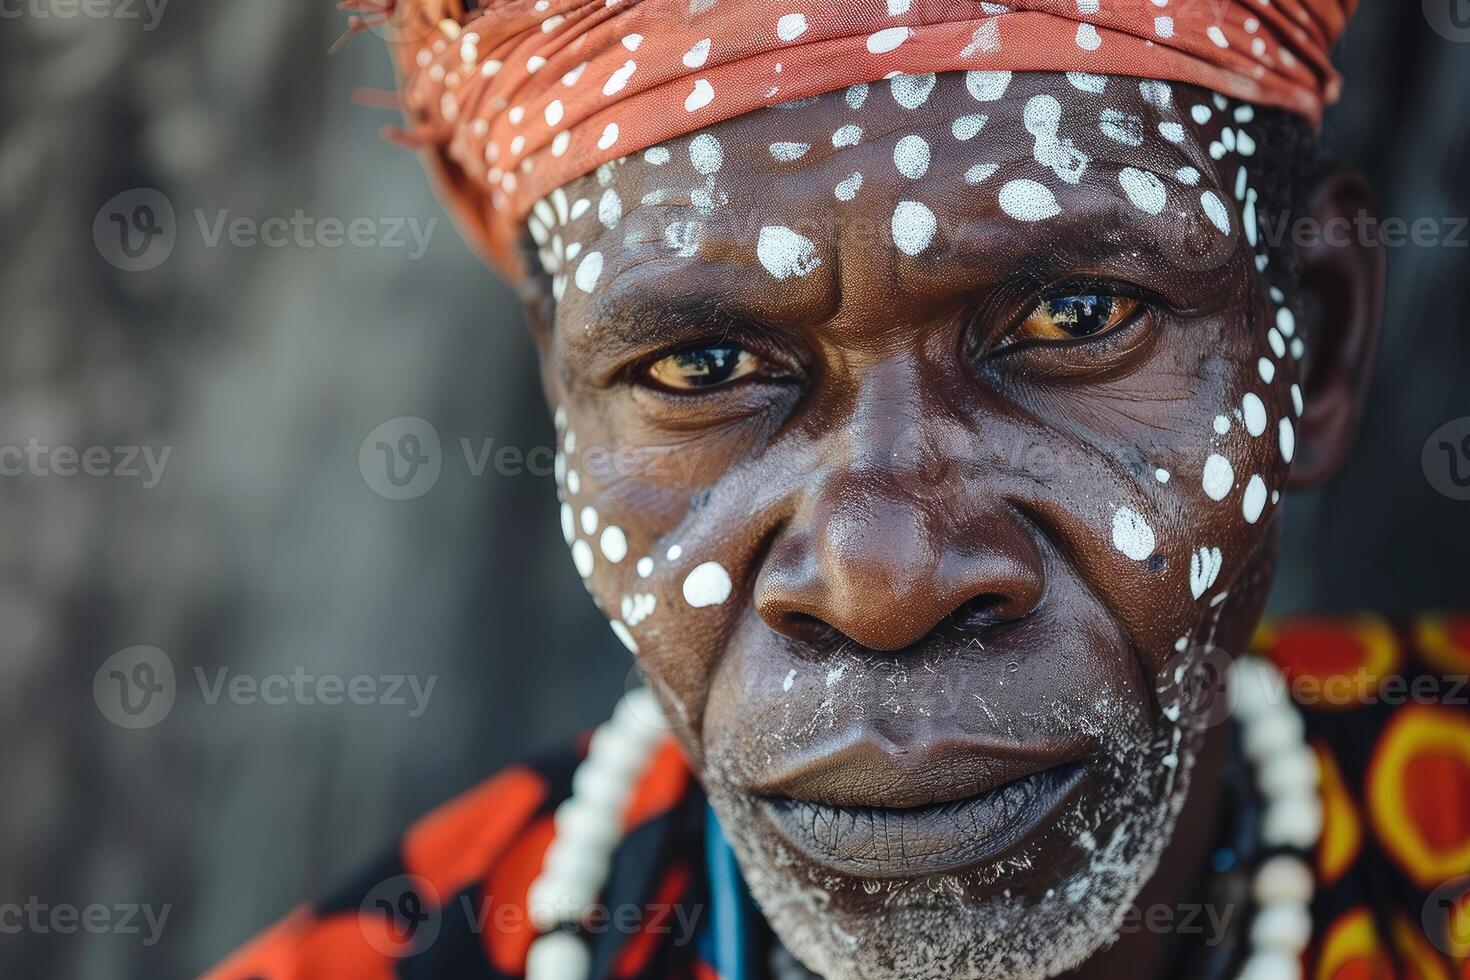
[701,698,1199,980]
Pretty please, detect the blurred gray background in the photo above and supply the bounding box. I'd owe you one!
[0,2,1466,977]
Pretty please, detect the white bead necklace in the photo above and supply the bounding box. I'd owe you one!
[526,657,1320,980]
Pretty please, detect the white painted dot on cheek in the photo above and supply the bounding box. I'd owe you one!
[683,561,733,607]
[1201,191,1232,234]
[597,123,620,150]
[1112,507,1156,561]
[964,163,998,185]
[644,146,670,165]
[1291,384,1304,417]
[666,544,683,561]
[1066,71,1106,93]
[832,124,863,147]
[845,83,869,109]
[1258,357,1276,384]
[574,251,604,292]
[682,37,711,68]
[1242,393,1267,437]
[560,503,575,544]
[684,79,715,112]
[893,134,931,178]
[1158,122,1185,143]
[1277,307,1297,336]
[1176,166,1201,186]
[572,539,595,577]
[1203,454,1235,501]
[1279,418,1296,463]
[891,200,937,256]
[1242,475,1268,523]
[1119,167,1168,215]
[600,525,628,563]
[609,620,638,653]
[567,470,581,494]
[1268,328,1287,358]
[636,557,654,578]
[783,669,796,692]
[769,141,811,161]
[580,505,599,535]
[1214,415,1232,436]
[835,172,863,201]
[1155,468,1171,484]
[1154,14,1174,37]
[756,225,822,279]
[999,179,1061,222]
[1075,22,1102,50]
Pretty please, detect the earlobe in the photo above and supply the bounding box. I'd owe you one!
[1284,166,1386,490]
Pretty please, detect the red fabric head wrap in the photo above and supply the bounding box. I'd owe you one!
[372,0,1356,278]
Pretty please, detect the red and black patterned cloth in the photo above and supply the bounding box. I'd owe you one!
[208,614,1470,980]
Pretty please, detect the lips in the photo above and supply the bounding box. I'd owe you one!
[752,730,1091,879]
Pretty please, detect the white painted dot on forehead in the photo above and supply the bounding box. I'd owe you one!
[1075,22,1102,50]
[965,163,999,186]
[776,12,808,41]
[1258,357,1277,384]
[1155,468,1171,484]
[893,135,931,179]
[1138,80,1172,109]
[572,539,595,578]
[892,200,937,256]
[1176,166,1202,187]
[1066,71,1106,94]
[965,70,1012,102]
[845,82,869,109]
[644,146,670,165]
[1111,507,1156,561]
[832,124,863,147]
[835,171,864,201]
[574,251,603,293]
[666,544,683,561]
[952,114,988,141]
[769,141,810,162]
[580,505,599,536]
[1099,108,1145,147]
[683,561,733,608]
[1201,191,1232,235]
[636,556,654,577]
[756,225,822,280]
[689,133,724,174]
[1190,547,1222,599]
[999,179,1061,222]
[600,525,628,563]
[1291,384,1305,417]
[1159,122,1186,143]
[890,72,936,109]
[1213,415,1232,436]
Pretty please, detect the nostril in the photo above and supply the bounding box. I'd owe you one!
[951,593,1013,631]
[781,610,837,645]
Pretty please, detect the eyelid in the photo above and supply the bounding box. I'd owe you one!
[624,324,808,388]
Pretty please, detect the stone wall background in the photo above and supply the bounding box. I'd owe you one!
[0,2,1465,977]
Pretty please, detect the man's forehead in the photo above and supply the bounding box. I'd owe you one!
[530,71,1253,316]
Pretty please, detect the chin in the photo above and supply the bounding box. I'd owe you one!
[700,693,1202,980]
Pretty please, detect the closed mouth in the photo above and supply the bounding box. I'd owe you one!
[758,759,1089,879]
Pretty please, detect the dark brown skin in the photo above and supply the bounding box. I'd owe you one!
[457,71,1384,977]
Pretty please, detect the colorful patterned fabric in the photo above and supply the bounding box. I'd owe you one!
[370,0,1358,279]
[209,614,1470,979]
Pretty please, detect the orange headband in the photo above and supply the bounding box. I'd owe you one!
[371,0,1355,278]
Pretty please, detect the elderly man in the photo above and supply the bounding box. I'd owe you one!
[212,1,1470,977]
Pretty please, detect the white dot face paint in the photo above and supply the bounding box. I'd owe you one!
[832,124,863,147]
[890,73,937,110]
[965,70,1012,102]
[1279,419,1296,463]
[893,135,931,178]
[769,141,811,162]
[1242,475,1268,523]
[1258,357,1276,384]
[683,561,733,608]
[609,620,638,653]
[964,163,999,186]
[600,525,628,563]
[636,557,654,578]
[951,114,988,141]
[571,539,595,578]
[835,172,864,201]
[1189,547,1223,599]
[1242,393,1267,437]
[756,225,822,280]
[580,506,599,536]
[891,200,937,256]
[998,179,1061,222]
[1111,507,1156,561]
[776,13,808,41]
[1203,454,1235,501]
[1201,191,1232,234]
[1118,168,1167,215]
[574,251,604,293]
[866,26,911,53]
[560,503,575,544]
[689,133,724,174]
[1155,469,1171,484]
[1214,415,1231,436]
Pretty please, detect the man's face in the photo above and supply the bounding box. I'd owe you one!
[529,71,1301,979]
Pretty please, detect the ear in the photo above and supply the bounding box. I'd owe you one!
[1284,166,1387,490]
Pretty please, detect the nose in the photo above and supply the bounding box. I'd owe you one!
[754,482,1045,651]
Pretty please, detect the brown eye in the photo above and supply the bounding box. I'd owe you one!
[644,345,765,391]
[1014,293,1140,343]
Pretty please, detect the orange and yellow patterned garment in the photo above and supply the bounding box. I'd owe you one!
[209,614,1470,980]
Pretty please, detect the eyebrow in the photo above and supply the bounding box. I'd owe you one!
[561,285,786,360]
